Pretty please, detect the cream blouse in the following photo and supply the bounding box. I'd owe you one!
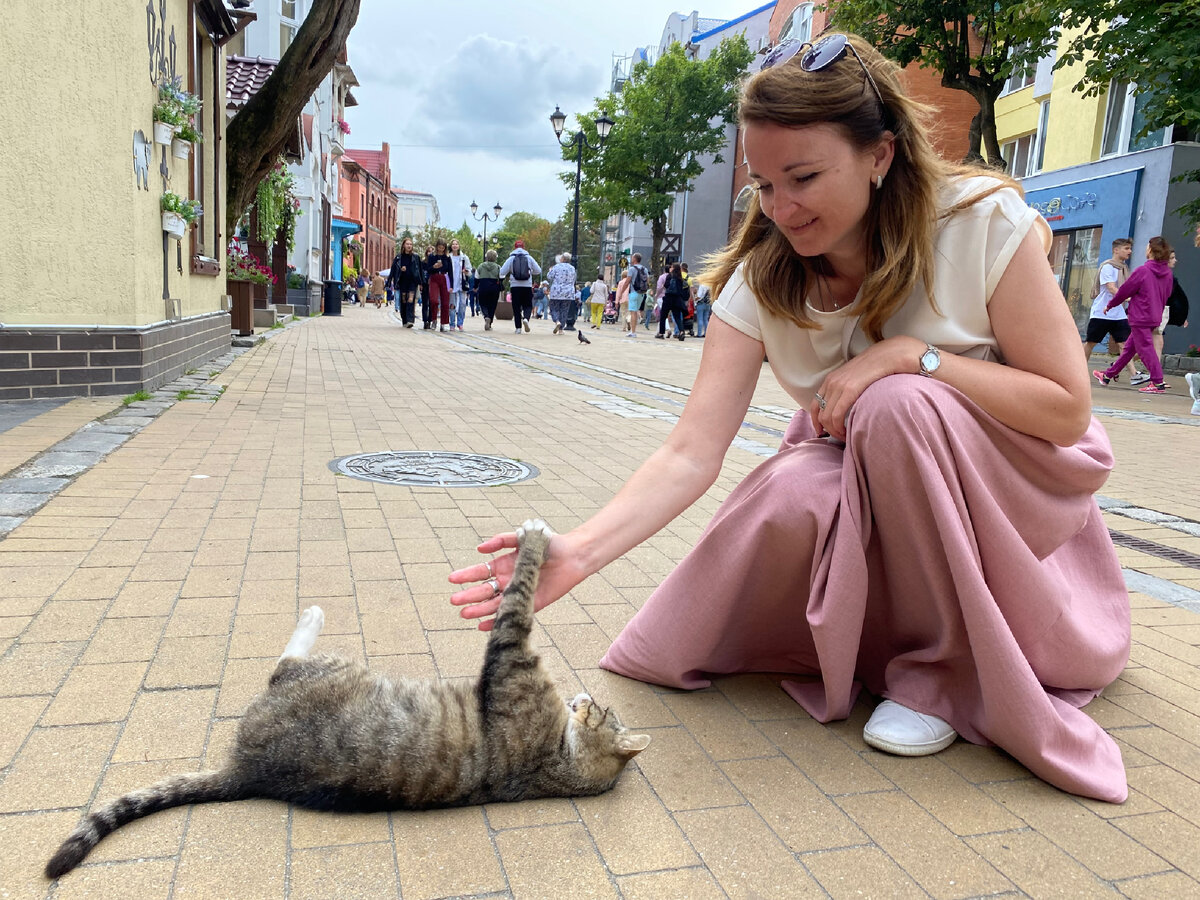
[713,176,1051,403]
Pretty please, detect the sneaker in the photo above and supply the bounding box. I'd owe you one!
[1129,372,1150,386]
[1138,382,1168,394]
[523,321,530,333]
[1186,372,1200,402]
[625,331,635,338]
[654,333,664,339]
[677,334,685,341]
[1092,370,1111,386]
[863,700,957,757]
[553,323,562,334]
[440,326,448,332]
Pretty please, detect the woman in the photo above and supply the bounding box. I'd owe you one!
[451,34,1129,803]
[388,237,423,328]
[656,263,688,341]
[425,240,452,331]
[1095,236,1174,393]
[448,238,472,331]
[693,281,712,337]
[475,249,502,330]
[590,273,609,328]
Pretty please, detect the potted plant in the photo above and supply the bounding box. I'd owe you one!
[172,122,202,160]
[161,191,202,239]
[226,242,277,286]
[152,78,202,145]
[226,241,277,335]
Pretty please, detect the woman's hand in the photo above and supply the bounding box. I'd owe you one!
[808,335,924,441]
[448,530,584,631]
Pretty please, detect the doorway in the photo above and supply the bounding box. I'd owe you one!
[1047,226,1103,331]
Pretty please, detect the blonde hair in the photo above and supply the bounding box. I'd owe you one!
[703,33,1018,342]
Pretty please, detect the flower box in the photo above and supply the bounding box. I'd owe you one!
[153,121,177,145]
[171,138,191,160]
[162,211,187,239]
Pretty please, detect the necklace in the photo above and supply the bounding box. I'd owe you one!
[813,275,851,312]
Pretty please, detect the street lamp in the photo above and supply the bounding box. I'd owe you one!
[470,200,502,253]
[550,105,613,265]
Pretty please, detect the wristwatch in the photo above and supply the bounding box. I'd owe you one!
[918,343,941,377]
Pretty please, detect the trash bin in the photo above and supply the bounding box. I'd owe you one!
[323,280,343,316]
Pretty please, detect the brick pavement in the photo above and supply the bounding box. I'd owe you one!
[2,307,1200,899]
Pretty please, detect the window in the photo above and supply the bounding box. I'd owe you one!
[1035,99,1050,172]
[280,23,295,55]
[1101,80,1170,156]
[1002,43,1036,95]
[1047,226,1104,330]
[778,3,814,44]
[281,0,296,16]
[1001,100,1049,178]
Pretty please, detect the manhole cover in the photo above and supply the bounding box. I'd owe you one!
[329,451,538,487]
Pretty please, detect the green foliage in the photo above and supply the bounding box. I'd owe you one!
[1052,0,1200,226]
[452,221,482,267]
[396,223,456,255]
[253,159,301,250]
[161,191,202,223]
[828,0,1060,163]
[176,389,195,400]
[122,390,151,406]
[572,36,754,271]
[177,121,203,143]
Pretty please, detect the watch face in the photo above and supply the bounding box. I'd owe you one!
[921,349,940,372]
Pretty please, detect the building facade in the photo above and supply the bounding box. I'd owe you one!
[995,40,1200,353]
[339,148,396,277]
[0,0,241,398]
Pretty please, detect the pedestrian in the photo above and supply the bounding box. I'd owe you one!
[451,32,1130,804]
[571,282,586,331]
[655,263,688,341]
[388,237,423,328]
[369,270,385,309]
[448,238,471,331]
[425,239,453,332]
[1154,249,1188,362]
[649,269,667,331]
[693,280,712,337]
[546,253,577,334]
[618,253,649,337]
[499,239,541,333]
[355,269,368,306]
[1082,238,1137,381]
[422,246,436,323]
[1095,236,1174,393]
[590,273,608,328]
[474,249,502,330]
[533,281,548,320]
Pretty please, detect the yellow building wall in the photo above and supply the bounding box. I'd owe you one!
[0,0,227,327]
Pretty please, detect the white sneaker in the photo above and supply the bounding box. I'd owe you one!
[523,321,530,333]
[1186,372,1200,402]
[1129,372,1151,386]
[1192,399,1200,417]
[863,700,957,756]
[625,331,635,338]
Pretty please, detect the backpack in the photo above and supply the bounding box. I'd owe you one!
[630,264,648,294]
[510,252,531,281]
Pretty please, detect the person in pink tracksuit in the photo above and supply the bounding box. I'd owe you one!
[1094,236,1175,393]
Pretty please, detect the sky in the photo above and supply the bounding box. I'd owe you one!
[343,1,761,236]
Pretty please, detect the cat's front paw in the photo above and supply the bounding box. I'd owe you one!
[516,518,554,560]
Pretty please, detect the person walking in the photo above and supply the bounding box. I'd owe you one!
[618,254,649,337]
[590,273,608,328]
[499,240,541,333]
[368,270,386,309]
[388,238,423,328]
[1094,236,1174,393]
[545,253,577,334]
[425,239,453,331]
[448,238,472,331]
[656,263,688,341]
[1082,238,1137,382]
[474,249,502,331]
[451,32,1130,805]
[533,281,549,320]
[693,280,712,337]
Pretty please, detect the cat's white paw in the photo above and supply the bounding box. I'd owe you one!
[570,692,592,712]
[298,606,325,632]
[518,518,555,541]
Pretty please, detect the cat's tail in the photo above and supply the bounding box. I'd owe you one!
[45,769,244,879]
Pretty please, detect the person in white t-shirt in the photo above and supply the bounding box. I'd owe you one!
[450,33,1128,804]
[1082,238,1139,381]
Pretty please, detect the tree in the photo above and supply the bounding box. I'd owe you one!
[452,221,482,267]
[828,0,1059,166]
[572,37,754,275]
[491,211,553,263]
[397,223,455,255]
[226,0,361,234]
[1052,0,1200,226]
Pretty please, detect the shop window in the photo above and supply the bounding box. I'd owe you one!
[778,3,814,44]
[1048,226,1103,330]
[1102,81,1170,156]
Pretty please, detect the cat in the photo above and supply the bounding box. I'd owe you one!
[46,519,649,880]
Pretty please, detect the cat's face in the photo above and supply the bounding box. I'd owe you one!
[565,693,651,786]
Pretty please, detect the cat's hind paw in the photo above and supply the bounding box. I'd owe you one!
[516,519,555,541]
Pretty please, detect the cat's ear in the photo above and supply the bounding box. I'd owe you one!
[615,733,651,759]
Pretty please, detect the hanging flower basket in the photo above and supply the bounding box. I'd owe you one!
[162,211,187,239]
[171,138,191,160]
[153,121,176,145]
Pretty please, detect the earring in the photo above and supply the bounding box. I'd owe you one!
[875,175,884,190]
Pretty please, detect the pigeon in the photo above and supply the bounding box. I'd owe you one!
[578,331,591,345]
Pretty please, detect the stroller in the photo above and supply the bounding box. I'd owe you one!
[601,290,618,325]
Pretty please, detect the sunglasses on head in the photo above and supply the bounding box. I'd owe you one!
[760,33,887,116]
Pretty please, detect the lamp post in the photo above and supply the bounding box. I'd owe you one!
[550,106,613,266]
[470,200,502,255]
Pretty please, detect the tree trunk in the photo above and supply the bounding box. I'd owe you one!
[965,109,984,164]
[977,88,1005,170]
[225,0,361,235]
[650,217,667,281]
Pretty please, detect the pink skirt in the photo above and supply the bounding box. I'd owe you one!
[600,375,1131,802]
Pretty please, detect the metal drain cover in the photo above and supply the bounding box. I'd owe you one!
[329,451,538,487]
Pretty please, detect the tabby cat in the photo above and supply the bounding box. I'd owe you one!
[47,519,649,879]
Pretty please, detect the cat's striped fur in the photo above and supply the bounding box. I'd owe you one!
[46,519,649,880]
